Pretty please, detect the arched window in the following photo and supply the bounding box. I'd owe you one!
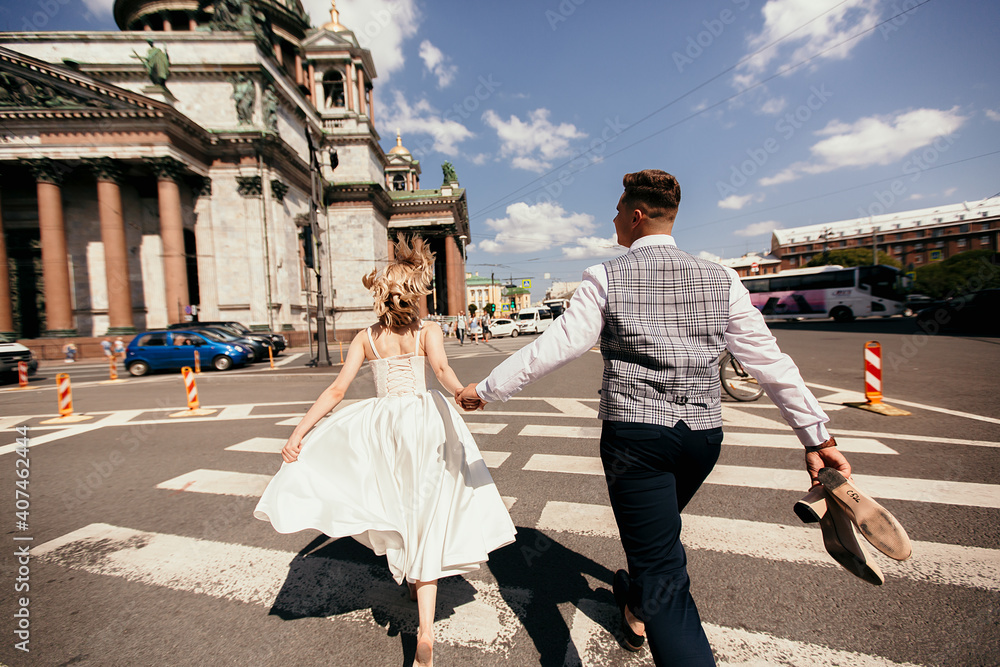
[322,70,345,108]
[392,174,406,191]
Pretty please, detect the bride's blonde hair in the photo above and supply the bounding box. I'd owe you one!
[362,235,435,328]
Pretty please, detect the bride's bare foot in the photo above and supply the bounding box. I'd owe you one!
[414,633,433,666]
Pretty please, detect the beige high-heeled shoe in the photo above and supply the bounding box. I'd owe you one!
[818,467,912,561]
[794,485,827,523]
[820,496,884,586]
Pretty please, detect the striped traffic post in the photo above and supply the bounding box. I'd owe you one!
[182,366,200,409]
[844,340,909,416]
[194,349,201,374]
[169,367,216,417]
[17,361,28,389]
[57,372,73,415]
[109,356,118,381]
[268,344,274,369]
[864,341,882,404]
[40,374,93,423]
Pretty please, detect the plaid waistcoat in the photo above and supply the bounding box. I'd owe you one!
[598,244,731,430]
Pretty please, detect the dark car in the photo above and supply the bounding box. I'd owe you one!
[168,323,267,362]
[178,320,286,354]
[125,329,250,376]
[915,289,1000,335]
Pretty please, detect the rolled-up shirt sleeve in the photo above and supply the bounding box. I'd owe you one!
[477,266,606,403]
[723,268,831,447]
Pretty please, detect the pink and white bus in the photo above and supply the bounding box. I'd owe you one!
[741,265,907,322]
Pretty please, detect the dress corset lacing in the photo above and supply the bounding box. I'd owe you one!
[367,327,427,397]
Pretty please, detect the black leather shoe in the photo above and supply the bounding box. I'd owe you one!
[613,569,645,651]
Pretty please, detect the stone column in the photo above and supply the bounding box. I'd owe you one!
[357,69,366,117]
[146,157,189,325]
[347,61,356,111]
[22,158,76,336]
[0,185,14,340]
[445,235,465,316]
[307,62,316,104]
[84,158,136,334]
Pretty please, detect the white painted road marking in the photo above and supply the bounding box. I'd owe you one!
[466,422,508,435]
[538,501,1000,592]
[807,381,1000,425]
[226,437,286,453]
[33,523,531,654]
[517,426,897,454]
[523,455,1000,509]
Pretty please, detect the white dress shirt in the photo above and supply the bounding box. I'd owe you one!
[476,234,831,447]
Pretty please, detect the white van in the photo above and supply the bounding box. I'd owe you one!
[516,307,555,334]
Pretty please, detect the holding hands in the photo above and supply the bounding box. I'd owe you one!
[281,436,304,463]
[455,383,486,411]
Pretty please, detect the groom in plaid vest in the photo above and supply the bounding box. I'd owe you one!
[460,170,851,665]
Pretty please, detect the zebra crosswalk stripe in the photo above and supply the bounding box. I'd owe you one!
[32,523,529,654]
[523,455,1000,509]
[536,501,1000,591]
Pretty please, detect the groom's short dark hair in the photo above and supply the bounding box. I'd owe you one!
[622,170,681,220]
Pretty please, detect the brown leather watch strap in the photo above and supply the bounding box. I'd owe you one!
[804,436,837,453]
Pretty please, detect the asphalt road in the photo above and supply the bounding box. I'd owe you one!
[0,317,997,666]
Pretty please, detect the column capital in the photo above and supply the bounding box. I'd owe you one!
[270,179,289,202]
[21,158,68,185]
[145,156,187,182]
[82,157,124,183]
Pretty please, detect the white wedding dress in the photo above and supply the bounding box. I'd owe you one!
[254,326,516,584]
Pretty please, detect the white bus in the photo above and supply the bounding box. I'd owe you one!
[741,265,906,322]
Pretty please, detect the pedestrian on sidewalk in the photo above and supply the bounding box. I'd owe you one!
[459,169,850,666]
[63,342,77,363]
[254,236,515,667]
[100,337,112,358]
[456,313,466,345]
[112,337,126,359]
[469,315,481,344]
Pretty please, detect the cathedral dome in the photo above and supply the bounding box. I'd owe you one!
[388,130,411,156]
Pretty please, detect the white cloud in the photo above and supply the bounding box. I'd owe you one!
[760,107,967,185]
[381,91,473,156]
[418,40,457,88]
[698,250,723,262]
[735,220,783,237]
[482,108,586,173]
[562,236,623,259]
[304,0,420,81]
[944,186,958,197]
[718,193,763,210]
[758,97,787,115]
[986,109,1000,122]
[733,0,881,90]
[81,0,113,16]
[476,202,603,255]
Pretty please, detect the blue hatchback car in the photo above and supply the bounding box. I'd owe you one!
[125,329,251,376]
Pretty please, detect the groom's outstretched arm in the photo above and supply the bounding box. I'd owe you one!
[475,266,607,405]
[456,383,485,411]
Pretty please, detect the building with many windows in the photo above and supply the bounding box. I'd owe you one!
[770,198,998,272]
[0,0,469,343]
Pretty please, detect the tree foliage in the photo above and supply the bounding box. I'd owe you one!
[805,249,901,268]
[911,250,1000,299]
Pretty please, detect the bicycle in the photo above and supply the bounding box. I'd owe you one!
[719,349,764,401]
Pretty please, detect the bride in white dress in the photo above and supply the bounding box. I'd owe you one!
[253,236,515,667]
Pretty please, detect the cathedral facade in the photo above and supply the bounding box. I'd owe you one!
[0,0,469,341]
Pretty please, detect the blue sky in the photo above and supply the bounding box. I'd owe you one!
[5,0,1000,300]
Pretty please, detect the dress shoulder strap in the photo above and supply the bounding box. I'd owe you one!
[366,326,382,359]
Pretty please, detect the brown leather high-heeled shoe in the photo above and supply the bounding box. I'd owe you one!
[820,496,884,586]
[818,467,912,561]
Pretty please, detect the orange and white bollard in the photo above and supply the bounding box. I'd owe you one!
[845,340,910,416]
[182,366,199,409]
[40,373,93,423]
[339,341,344,364]
[194,349,201,374]
[864,341,882,404]
[109,356,118,381]
[170,367,216,417]
[17,361,28,389]
[268,344,274,370]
